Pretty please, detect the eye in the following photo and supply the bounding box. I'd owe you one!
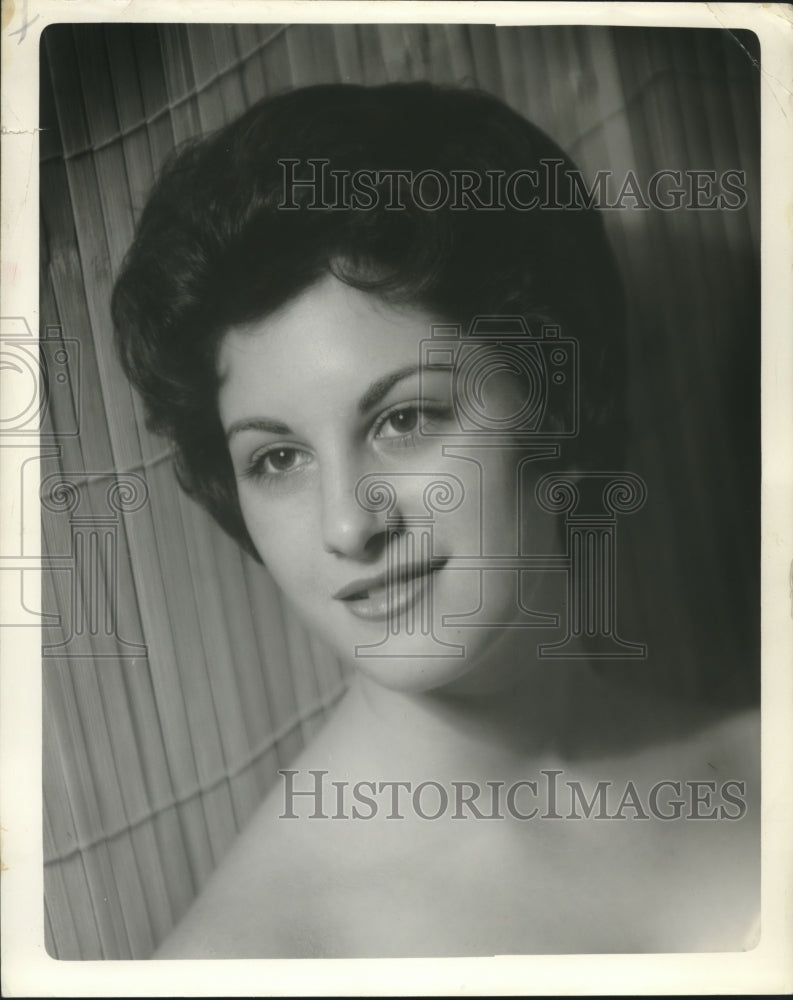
[376,406,420,439]
[372,401,454,448]
[243,445,312,481]
[263,447,303,472]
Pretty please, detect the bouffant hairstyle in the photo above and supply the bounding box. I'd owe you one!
[112,82,625,560]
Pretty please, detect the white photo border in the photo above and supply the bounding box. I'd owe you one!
[2,2,791,996]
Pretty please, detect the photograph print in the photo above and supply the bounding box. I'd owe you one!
[36,17,761,962]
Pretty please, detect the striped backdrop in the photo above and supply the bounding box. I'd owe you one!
[39,22,760,959]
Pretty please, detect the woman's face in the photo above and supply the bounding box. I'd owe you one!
[218,275,552,693]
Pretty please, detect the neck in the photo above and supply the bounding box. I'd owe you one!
[339,650,600,785]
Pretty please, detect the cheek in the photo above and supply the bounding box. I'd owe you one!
[237,491,319,586]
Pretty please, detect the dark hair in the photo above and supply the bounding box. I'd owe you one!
[112,82,626,559]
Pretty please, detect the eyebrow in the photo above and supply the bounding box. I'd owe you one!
[226,363,446,442]
[357,364,421,414]
[226,417,292,442]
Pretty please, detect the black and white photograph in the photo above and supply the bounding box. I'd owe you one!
[2,2,792,996]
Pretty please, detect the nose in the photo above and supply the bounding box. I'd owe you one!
[320,453,391,560]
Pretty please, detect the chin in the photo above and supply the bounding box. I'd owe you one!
[351,654,480,695]
[341,624,515,696]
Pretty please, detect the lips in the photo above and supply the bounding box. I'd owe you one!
[333,559,446,622]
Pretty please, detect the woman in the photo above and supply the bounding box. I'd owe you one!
[111,82,759,957]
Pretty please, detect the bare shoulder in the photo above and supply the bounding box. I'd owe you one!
[153,786,332,959]
[600,689,761,820]
[647,698,759,784]
[154,699,360,959]
[618,699,760,950]
[586,669,760,774]
[661,701,761,827]
[696,701,760,763]
[564,684,760,949]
